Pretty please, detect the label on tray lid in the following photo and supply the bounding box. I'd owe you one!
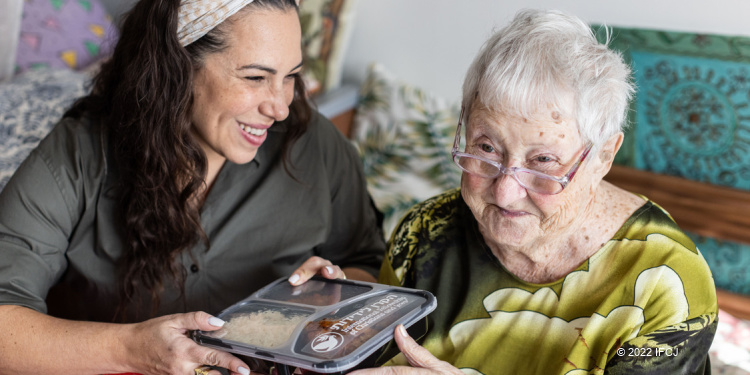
[296,292,425,359]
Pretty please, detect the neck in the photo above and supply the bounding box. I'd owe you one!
[489,235,599,284]
[195,153,226,207]
[204,154,226,190]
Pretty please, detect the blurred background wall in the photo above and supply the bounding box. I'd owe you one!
[101,0,750,101]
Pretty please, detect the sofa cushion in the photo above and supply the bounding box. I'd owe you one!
[15,0,118,74]
[0,68,90,191]
[351,63,461,236]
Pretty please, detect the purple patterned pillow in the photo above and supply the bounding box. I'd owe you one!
[15,0,118,74]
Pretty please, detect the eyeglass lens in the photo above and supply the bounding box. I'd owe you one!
[454,154,563,194]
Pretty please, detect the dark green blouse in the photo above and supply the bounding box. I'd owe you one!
[0,111,385,322]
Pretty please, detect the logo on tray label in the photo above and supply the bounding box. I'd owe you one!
[311,332,344,352]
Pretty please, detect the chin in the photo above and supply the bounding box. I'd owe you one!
[479,214,539,248]
[229,150,259,165]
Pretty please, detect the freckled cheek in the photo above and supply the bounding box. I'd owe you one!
[226,92,259,115]
[461,175,504,226]
[461,174,494,200]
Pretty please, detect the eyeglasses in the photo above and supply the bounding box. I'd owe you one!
[451,108,592,195]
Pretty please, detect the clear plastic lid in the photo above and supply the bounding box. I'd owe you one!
[192,277,436,373]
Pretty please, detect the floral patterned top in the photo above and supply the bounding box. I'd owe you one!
[378,188,718,375]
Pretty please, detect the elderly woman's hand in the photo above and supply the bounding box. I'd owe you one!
[125,311,250,375]
[349,325,463,375]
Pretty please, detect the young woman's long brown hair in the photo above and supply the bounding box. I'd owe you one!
[65,0,311,319]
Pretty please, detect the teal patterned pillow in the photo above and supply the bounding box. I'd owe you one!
[690,234,750,296]
[594,26,750,296]
[352,63,461,237]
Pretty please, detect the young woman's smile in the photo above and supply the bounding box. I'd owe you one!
[237,122,270,147]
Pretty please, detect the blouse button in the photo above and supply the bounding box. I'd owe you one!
[190,264,199,273]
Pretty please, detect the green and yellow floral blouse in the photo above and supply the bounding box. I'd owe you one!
[378,188,718,375]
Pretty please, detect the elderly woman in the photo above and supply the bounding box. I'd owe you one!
[354,9,717,375]
[0,0,383,374]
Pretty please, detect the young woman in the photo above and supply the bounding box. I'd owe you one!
[0,1,384,374]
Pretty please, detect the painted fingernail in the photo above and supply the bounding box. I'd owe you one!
[238,366,250,375]
[325,266,334,275]
[209,317,225,327]
[288,273,300,284]
[398,324,408,337]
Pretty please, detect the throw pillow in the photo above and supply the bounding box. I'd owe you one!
[299,0,357,96]
[0,68,90,191]
[352,63,461,237]
[15,0,118,74]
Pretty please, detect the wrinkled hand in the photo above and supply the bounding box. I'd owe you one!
[349,325,463,375]
[287,256,347,286]
[124,311,251,375]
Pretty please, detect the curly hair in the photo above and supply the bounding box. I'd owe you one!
[65,0,310,319]
[461,9,633,150]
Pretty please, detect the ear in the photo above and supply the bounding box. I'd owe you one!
[594,132,623,177]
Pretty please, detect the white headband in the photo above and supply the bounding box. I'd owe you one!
[177,0,257,47]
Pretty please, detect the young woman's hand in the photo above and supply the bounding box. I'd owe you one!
[287,256,352,285]
[125,311,251,375]
[348,325,463,375]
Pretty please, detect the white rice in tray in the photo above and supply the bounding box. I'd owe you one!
[221,310,308,348]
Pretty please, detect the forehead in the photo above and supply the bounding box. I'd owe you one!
[219,7,302,62]
[467,105,582,145]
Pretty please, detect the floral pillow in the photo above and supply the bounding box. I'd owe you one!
[351,63,461,237]
[0,68,90,191]
[299,0,357,96]
[15,0,118,74]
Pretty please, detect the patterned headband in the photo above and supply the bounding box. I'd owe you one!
[178,0,257,46]
[178,0,302,47]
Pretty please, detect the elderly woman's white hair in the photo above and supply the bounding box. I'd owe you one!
[461,9,634,149]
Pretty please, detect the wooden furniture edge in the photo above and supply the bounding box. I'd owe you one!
[716,288,750,320]
[605,164,750,245]
[330,108,356,139]
[605,165,750,318]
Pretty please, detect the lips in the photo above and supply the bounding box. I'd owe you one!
[237,122,271,148]
[498,207,528,218]
[239,124,268,136]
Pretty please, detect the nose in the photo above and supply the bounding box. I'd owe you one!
[491,170,528,207]
[259,84,291,122]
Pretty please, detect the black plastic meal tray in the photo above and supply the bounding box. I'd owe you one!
[192,276,437,373]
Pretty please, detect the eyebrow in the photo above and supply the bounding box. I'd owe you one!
[237,61,304,74]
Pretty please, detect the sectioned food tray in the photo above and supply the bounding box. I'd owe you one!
[191,276,437,374]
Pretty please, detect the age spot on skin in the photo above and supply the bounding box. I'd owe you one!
[540,132,544,137]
